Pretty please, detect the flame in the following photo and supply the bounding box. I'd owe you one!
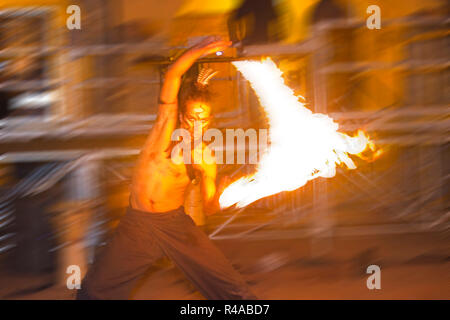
[219,58,377,209]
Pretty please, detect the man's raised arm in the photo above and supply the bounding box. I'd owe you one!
[140,37,232,158]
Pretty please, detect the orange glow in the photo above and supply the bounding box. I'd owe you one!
[219,58,378,209]
[355,130,384,162]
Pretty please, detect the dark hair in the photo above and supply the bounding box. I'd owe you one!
[178,65,212,115]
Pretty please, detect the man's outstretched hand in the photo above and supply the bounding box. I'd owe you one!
[191,36,232,57]
[204,175,232,216]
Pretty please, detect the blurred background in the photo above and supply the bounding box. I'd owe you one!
[0,0,448,299]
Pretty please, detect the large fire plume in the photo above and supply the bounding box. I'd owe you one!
[219,58,375,209]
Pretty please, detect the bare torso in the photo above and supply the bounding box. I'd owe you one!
[129,103,191,212]
[129,37,228,214]
[130,152,191,213]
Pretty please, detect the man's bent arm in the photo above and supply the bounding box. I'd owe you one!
[140,37,232,158]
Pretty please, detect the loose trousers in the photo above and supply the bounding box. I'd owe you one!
[77,206,256,300]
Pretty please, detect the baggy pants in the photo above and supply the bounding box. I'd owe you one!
[76,206,257,300]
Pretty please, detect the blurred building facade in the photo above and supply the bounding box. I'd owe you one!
[0,0,448,290]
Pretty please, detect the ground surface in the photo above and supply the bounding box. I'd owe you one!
[1,231,449,300]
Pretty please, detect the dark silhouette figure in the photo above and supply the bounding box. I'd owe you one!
[228,0,278,45]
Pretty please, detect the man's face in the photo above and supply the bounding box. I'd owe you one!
[180,100,212,136]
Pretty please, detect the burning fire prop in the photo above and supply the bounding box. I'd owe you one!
[219,58,378,209]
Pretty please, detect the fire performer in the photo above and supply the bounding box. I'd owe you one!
[77,37,257,300]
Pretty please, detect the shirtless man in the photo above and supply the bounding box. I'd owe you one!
[77,37,257,300]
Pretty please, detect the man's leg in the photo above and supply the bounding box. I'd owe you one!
[149,210,257,300]
[77,210,164,300]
